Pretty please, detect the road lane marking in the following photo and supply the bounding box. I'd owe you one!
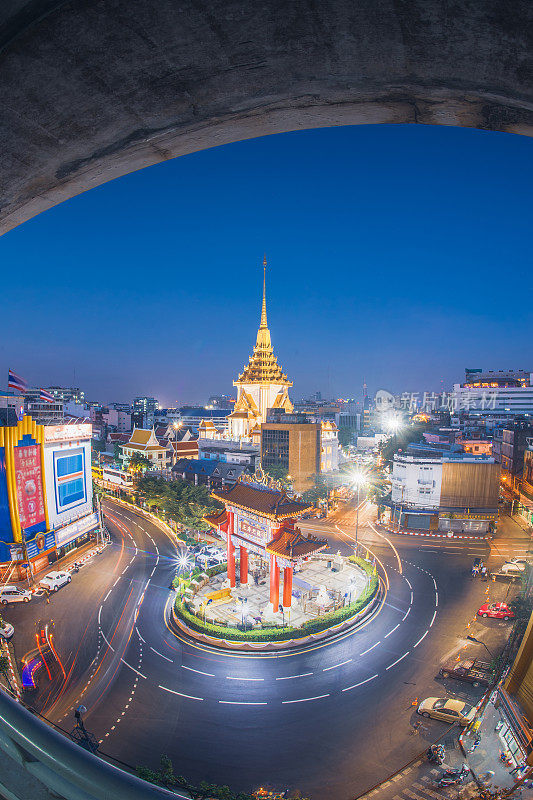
[182,665,215,677]
[103,590,112,603]
[159,685,203,701]
[429,610,437,627]
[384,624,400,639]
[360,641,380,656]
[226,676,264,681]
[435,592,439,607]
[120,659,146,679]
[342,674,378,692]
[276,673,313,680]
[98,605,102,625]
[402,607,411,621]
[112,577,120,588]
[414,630,429,648]
[219,700,267,705]
[282,694,330,704]
[323,659,352,671]
[150,646,173,662]
[386,652,410,670]
[135,627,146,643]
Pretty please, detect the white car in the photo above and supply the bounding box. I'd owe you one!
[0,622,14,640]
[500,562,526,576]
[196,551,225,567]
[0,586,31,604]
[39,571,71,592]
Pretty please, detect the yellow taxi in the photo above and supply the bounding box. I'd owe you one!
[417,697,475,726]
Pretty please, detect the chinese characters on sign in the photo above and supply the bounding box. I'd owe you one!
[14,445,46,532]
[375,389,497,414]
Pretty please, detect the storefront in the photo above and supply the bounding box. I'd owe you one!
[54,512,99,559]
[496,689,533,768]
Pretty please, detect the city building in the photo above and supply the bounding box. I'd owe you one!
[172,458,246,489]
[24,389,64,425]
[154,424,198,464]
[46,386,85,404]
[132,396,158,413]
[261,414,320,495]
[387,444,500,533]
[208,394,234,409]
[492,421,533,492]
[0,391,24,424]
[0,416,98,579]
[228,260,293,439]
[518,444,533,527]
[198,440,259,471]
[453,368,533,417]
[178,407,230,434]
[121,428,169,469]
[102,408,131,432]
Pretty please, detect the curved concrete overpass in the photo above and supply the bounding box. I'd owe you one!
[1,0,532,234]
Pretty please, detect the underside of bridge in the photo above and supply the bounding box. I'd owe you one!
[1,0,532,235]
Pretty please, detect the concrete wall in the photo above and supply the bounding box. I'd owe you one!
[1,1,532,234]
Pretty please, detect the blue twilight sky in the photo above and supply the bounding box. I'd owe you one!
[1,124,532,407]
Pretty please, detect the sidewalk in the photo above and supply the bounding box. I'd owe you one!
[461,699,533,798]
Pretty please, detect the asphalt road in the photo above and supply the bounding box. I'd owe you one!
[3,498,530,800]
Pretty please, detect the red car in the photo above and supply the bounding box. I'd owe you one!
[477,602,515,621]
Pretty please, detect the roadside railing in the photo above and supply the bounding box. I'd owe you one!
[0,690,190,800]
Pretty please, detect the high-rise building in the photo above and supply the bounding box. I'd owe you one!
[132,396,158,413]
[228,258,293,439]
[46,386,85,404]
[453,369,533,417]
[24,389,64,425]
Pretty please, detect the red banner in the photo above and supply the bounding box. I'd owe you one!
[14,445,46,532]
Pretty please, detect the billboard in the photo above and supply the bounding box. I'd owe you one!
[235,513,269,548]
[44,424,92,443]
[43,438,93,531]
[55,512,98,548]
[0,448,12,541]
[13,444,46,536]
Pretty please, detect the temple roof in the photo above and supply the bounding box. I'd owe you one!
[266,526,328,560]
[234,258,292,387]
[211,481,312,519]
[204,509,228,528]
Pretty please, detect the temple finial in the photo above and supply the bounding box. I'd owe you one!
[260,254,268,329]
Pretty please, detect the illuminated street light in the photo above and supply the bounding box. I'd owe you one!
[384,417,402,435]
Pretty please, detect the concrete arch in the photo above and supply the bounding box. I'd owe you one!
[1,0,532,234]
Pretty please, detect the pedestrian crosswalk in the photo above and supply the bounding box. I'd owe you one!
[361,768,478,800]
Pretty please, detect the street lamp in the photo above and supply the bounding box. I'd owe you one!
[466,634,496,661]
[384,417,402,436]
[351,470,367,555]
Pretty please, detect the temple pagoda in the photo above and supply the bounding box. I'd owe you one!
[205,481,327,616]
[228,257,293,439]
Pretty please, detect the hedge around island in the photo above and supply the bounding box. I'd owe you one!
[174,568,379,643]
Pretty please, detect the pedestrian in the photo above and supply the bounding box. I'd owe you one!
[472,564,479,578]
[481,565,488,581]
[45,588,50,604]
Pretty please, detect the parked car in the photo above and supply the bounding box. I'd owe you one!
[478,602,515,621]
[439,658,493,687]
[0,622,14,640]
[417,697,475,726]
[196,551,225,568]
[491,563,525,581]
[39,571,71,592]
[0,586,31,604]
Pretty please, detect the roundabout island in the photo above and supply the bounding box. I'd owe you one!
[173,480,381,649]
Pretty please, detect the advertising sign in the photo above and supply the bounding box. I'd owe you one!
[44,424,92,443]
[0,448,13,541]
[236,513,269,547]
[14,445,46,533]
[25,531,56,560]
[55,512,98,548]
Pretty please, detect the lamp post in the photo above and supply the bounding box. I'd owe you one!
[466,634,496,661]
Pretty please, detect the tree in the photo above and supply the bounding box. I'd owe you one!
[0,654,15,694]
[136,475,222,530]
[302,473,329,503]
[338,427,357,448]
[128,452,151,473]
[113,442,122,463]
[379,422,431,468]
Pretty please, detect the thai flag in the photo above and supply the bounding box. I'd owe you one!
[7,369,27,393]
[39,389,54,403]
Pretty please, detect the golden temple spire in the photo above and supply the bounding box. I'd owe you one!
[256,255,271,349]
[260,254,268,329]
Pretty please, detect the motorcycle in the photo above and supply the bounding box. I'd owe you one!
[436,766,470,787]
[427,744,445,765]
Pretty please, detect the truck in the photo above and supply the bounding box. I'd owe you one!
[439,658,493,687]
